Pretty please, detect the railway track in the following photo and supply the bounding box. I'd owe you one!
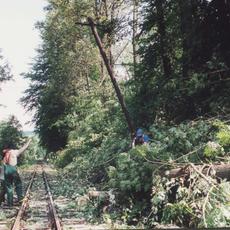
[0,164,108,230]
[47,172,108,230]
[11,165,61,230]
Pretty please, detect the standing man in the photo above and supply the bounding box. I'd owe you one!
[2,139,31,206]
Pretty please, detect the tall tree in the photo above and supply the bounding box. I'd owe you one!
[155,0,172,79]
[132,0,139,79]
[0,50,12,89]
[0,116,23,151]
[23,0,120,151]
[178,0,192,79]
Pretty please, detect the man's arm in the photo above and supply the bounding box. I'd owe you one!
[17,139,32,156]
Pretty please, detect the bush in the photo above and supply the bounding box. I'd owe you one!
[162,201,195,227]
[0,116,23,151]
[54,117,230,228]
[204,141,224,158]
[108,146,153,193]
[217,129,230,151]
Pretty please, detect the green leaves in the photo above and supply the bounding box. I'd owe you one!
[204,141,224,158]
[202,182,230,228]
[22,0,101,152]
[0,116,23,151]
[217,129,230,148]
[0,50,12,86]
[133,0,230,125]
[18,0,230,228]
[203,121,230,158]
[108,149,153,193]
[162,201,195,226]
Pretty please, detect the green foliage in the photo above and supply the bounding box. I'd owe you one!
[205,206,230,228]
[0,50,12,86]
[204,141,224,158]
[162,201,195,227]
[217,129,230,148]
[151,172,230,228]
[54,115,230,227]
[20,0,230,228]
[148,120,212,163]
[22,0,99,152]
[20,135,46,165]
[205,121,230,155]
[132,0,230,125]
[0,116,23,152]
[55,148,78,168]
[108,147,152,193]
[202,182,230,228]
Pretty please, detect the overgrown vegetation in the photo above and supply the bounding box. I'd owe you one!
[20,0,230,228]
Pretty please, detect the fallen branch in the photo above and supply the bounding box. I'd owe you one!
[165,163,230,181]
[173,145,204,163]
[189,163,217,186]
[202,185,214,228]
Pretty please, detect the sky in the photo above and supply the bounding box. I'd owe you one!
[0,0,47,131]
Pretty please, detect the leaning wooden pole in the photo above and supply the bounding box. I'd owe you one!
[87,17,135,138]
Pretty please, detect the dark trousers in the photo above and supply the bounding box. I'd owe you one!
[0,180,6,204]
[4,165,23,206]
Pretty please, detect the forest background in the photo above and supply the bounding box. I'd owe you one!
[1,0,230,228]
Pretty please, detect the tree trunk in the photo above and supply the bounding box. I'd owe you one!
[88,17,135,138]
[179,0,193,79]
[155,0,172,79]
[132,0,138,79]
[165,163,230,181]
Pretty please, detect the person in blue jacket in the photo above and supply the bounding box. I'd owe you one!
[132,128,150,148]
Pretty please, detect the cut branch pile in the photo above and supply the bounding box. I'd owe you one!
[165,163,230,181]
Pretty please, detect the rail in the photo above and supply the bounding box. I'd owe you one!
[11,166,62,230]
[11,170,36,230]
[43,169,62,230]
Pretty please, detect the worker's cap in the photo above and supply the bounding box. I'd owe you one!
[136,128,143,137]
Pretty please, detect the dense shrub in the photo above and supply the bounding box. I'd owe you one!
[53,116,230,227]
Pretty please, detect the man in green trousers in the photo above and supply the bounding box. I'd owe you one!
[2,139,31,206]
